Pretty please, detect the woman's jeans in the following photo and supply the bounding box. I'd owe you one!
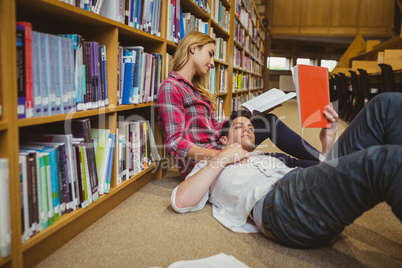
[252,114,320,161]
[261,93,402,248]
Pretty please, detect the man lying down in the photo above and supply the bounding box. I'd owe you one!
[170,93,402,249]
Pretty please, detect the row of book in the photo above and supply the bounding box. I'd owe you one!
[181,12,209,39]
[191,0,208,13]
[0,159,11,258]
[210,66,228,95]
[18,117,159,243]
[59,0,105,14]
[210,0,230,33]
[116,120,160,184]
[61,0,163,38]
[234,19,247,48]
[234,47,263,75]
[212,36,227,63]
[215,97,225,122]
[16,22,109,119]
[232,73,264,93]
[231,92,259,111]
[117,47,162,105]
[235,0,251,32]
[167,0,181,43]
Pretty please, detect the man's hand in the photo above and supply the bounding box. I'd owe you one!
[320,103,339,156]
[215,143,249,167]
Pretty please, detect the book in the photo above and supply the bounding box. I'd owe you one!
[241,88,296,115]
[71,119,99,202]
[19,153,31,242]
[121,48,136,104]
[90,128,111,195]
[292,64,331,128]
[0,159,11,257]
[16,24,26,119]
[123,46,143,104]
[104,133,116,194]
[25,134,78,211]
[16,22,34,118]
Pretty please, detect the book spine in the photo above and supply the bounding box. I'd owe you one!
[38,154,49,230]
[101,45,109,106]
[0,159,11,257]
[16,24,26,119]
[17,22,34,118]
[31,31,42,117]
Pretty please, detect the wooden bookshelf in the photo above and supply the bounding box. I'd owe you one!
[0,0,266,267]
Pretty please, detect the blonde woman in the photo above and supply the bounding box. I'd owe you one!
[156,31,320,179]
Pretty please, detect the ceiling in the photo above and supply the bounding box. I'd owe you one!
[254,0,398,60]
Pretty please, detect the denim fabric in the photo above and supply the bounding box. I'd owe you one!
[252,114,320,161]
[260,92,402,248]
[326,92,402,161]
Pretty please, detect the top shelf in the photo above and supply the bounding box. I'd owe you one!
[16,0,164,43]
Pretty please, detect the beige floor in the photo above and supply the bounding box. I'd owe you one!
[36,99,402,268]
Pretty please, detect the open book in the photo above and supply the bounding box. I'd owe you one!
[241,88,296,115]
[292,64,331,128]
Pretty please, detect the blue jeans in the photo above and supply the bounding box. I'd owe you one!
[260,93,402,248]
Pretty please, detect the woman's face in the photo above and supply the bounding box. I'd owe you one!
[191,43,215,76]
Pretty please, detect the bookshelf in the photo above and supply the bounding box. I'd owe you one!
[0,0,266,267]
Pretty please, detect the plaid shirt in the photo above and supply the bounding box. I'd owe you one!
[156,72,224,178]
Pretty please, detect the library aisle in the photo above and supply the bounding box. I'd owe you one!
[35,100,402,268]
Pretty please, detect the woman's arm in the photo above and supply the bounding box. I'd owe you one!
[175,143,249,208]
[187,146,220,161]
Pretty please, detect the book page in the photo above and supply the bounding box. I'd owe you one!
[255,93,296,113]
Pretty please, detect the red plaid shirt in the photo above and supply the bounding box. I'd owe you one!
[156,72,225,178]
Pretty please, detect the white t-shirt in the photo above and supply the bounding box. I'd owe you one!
[171,152,294,233]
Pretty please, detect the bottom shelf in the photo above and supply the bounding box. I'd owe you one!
[21,164,157,268]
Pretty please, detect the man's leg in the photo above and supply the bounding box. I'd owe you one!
[261,145,402,249]
[252,114,320,161]
[326,92,402,161]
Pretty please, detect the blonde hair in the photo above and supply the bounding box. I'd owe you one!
[172,31,217,111]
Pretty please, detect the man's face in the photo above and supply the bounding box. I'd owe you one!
[221,116,255,152]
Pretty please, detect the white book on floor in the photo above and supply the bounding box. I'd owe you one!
[167,253,249,268]
[0,159,11,257]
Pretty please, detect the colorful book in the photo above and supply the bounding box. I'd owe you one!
[17,22,34,118]
[16,24,26,119]
[72,119,99,202]
[121,48,136,104]
[91,128,111,195]
[104,133,116,194]
[292,64,331,128]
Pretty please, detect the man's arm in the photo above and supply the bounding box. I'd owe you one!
[320,103,339,158]
[175,143,249,209]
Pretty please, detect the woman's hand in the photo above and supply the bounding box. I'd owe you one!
[320,103,339,156]
[214,143,250,167]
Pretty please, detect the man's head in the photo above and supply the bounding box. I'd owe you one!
[220,110,255,152]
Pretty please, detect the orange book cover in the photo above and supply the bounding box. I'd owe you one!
[293,64,331,128]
